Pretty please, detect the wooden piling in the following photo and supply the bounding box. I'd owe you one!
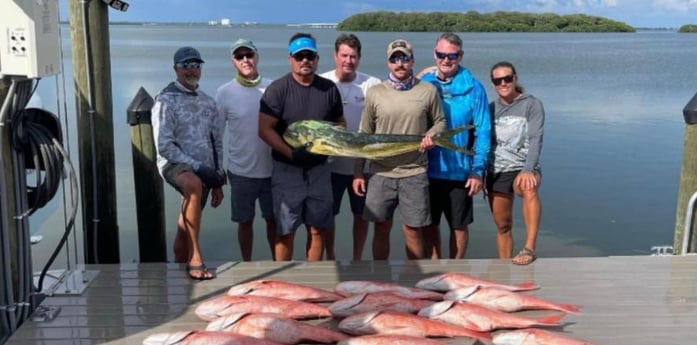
[127,87,166,262]
[68,0,120,263]
[673,92,697,254]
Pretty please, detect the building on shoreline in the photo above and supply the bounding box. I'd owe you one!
[287,22,337,29]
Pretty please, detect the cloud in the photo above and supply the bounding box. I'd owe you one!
[653,0,697,11]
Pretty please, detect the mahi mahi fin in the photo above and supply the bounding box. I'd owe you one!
[433,125,474,155]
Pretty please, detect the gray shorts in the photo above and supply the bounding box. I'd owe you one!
[162,162,209,208]
[227,171,273,223]
[363,173,431,227]
[271,161,333,236]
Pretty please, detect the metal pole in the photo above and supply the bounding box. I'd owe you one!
[682,191,697,255]
[0,76,18,342]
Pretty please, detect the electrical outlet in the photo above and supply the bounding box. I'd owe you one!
[0,0,61,78]
[10,29,28,56]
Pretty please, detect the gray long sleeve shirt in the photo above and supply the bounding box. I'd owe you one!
[151,81,223,174]
[489,93,545,173]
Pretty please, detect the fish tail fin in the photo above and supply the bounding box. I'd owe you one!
[557,303,582,313]
[535,312,567,326]
[514,282,540,291]
[433,125,474,155]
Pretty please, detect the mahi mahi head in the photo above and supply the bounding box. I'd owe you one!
[283,120,473,159]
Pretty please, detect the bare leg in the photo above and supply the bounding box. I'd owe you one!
[516,180,542,253]
[489,192,514,258]
[306,225,325,261]
[352,214,369,261]
[173,206,190,263]
[403,225,424,260]
[275,232,295,261]
[265,218,276,261]
[175,172,212,279]
[450,227,469,259]
[372,219,392,260]
[304,224,312,259]
[422,225,441,259]
[237,220,253,261]
[325,225,336,260]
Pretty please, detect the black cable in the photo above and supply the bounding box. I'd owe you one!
[10,107,79,292]
[36,138,78,293]
[11,109,62,217]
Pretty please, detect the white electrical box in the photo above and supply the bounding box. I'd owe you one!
[0,0,62,78]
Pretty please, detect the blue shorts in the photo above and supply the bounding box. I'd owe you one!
[271,161,333,236]
[226,171,273,223]
[331,173,365,215]
[363,173,431,227]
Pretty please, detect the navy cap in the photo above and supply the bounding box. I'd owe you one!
[173,46,204,64]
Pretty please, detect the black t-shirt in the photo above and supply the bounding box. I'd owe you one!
[260,73,343,164]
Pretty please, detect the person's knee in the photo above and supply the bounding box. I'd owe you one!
[513,178,540,198]
[496,220,512,234]
[177,172,204,196]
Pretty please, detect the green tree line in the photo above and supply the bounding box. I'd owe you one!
[678,24,697,33]
[337,11,635,33]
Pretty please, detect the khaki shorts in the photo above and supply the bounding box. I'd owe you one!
[363,173,431,227]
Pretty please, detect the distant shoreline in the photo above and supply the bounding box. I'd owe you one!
[60,21,680,32]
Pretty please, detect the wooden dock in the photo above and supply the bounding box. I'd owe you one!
[6,255,697,344]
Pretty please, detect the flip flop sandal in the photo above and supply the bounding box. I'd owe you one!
[512,248,537,265]
[186,264,215,281]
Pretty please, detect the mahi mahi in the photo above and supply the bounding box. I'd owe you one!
[283,120,473,159]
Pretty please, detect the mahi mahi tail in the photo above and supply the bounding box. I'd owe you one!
[433,125,474,155]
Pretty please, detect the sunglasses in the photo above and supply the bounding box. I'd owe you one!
[435,51,460,61]
[492,75,515,86]
[176,61,202,70]
[233,52,256,61]
[388,55,412,64]
[292,51,317,62]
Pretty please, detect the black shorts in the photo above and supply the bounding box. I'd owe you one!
[429,178,473,229]
[331,173,365,215]
[485,170,520,195]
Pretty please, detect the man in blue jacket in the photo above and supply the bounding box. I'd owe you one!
[418,32,491,259]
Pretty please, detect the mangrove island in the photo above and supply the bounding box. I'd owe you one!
[337,11,635,33]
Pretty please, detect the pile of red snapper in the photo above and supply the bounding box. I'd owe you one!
[142,273,598,345]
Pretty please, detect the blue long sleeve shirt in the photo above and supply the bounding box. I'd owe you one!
[421,66,491,180]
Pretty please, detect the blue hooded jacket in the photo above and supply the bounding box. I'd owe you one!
[421,66,491,180]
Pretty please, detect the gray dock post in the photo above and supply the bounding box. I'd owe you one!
[127,87,166,262]
[673,91,697,254]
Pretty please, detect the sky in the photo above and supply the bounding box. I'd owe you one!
[61,0,697,28]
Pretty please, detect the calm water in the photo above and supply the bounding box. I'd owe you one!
[28,25,696,266]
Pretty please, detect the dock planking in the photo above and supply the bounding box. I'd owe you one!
[6,255,697,344]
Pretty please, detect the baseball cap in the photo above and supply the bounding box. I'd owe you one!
[231,38,258,54]
[386,39,413,57]
[288,36,317,55]
[173,46,204,64]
